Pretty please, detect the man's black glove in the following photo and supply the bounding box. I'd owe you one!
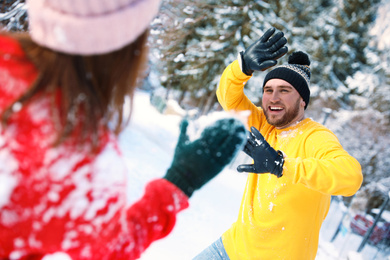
[237,126,284,177]
[239,27,288,75]
[164,118,246,197]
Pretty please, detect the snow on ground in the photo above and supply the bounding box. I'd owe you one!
[119,90,248,259]
[119,90,389,260]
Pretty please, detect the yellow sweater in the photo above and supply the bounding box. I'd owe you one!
[218,60,363,260]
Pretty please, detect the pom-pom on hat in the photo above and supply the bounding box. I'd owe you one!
[263,51,311,109]
[26,0,162,55]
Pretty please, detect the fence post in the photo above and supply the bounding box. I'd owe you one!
[357,192,390,252]
[330,196,350,242]
[322,107,332,125]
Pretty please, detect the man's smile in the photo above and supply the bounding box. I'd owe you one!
[268,105,284,113]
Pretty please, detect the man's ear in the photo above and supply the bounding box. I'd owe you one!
[301,99,306,108]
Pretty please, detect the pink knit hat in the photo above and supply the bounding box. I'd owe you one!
[26,0,161,55]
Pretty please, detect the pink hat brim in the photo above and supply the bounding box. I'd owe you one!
[27,0,161,55]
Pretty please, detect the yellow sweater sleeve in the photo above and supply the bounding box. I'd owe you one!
[283,128,363,197]
[216,60,266,128]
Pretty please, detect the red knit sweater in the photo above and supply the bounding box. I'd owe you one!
[0,35,189,260]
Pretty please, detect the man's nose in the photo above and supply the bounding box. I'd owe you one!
[269,91,281,101]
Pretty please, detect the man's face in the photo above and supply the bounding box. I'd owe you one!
[262,78,306,129]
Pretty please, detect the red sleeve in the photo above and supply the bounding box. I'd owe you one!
[120,178,189,259]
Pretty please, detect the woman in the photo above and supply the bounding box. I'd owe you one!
[0,0,246,259]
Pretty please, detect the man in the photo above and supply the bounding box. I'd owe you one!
[194,28,363,260]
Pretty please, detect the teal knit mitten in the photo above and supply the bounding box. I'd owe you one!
[164,118,246,197]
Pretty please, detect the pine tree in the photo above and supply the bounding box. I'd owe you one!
[150,0,277,114]
[151,0,382,112]
[0,0,27,31]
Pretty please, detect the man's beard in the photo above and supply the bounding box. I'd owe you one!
[264,98,301,128]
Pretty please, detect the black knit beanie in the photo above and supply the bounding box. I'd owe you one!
[263,51,311,109]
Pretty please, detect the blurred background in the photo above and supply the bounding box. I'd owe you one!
[1,0,390,258]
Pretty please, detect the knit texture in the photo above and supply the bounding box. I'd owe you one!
[27,0,161,55]
[164,118,246,197]
[263,51,311,109]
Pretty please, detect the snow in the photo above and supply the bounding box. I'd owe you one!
[370,0,390,50]
[121,90,389,260]
[0,151,18,208]
[41,252,72,260]
[0,0,389,258]
[120,90,246,259]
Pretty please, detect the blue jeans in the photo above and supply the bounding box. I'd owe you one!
[193,237,230,260]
